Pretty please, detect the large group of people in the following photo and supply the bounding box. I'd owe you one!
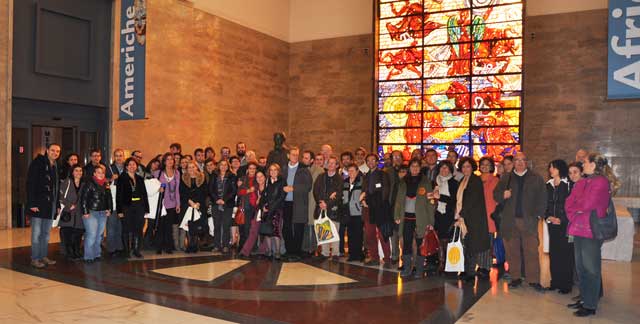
[26,134,620,318]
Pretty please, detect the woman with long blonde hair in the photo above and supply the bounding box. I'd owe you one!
[565,153,620,317]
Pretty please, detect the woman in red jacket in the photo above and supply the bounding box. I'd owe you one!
[565,153,620,317]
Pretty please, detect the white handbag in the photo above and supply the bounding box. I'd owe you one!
[445,226,465,273]
[53,181,71,228]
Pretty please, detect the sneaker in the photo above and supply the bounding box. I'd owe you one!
[42,257,56,265]
[31,259,46,269]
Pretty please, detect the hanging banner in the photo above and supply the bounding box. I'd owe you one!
[119,0,146,120]
[608,0,640,99]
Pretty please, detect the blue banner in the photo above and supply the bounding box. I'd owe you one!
[119,0,146,120]
[608,0,640,99]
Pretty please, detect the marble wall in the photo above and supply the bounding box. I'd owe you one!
[0,0,13,229]
[111,0,290,158]
[523,9,640,196]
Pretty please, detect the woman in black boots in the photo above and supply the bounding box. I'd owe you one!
[181,160,208,253]
[116,158,150,258]
[59,164,84,260]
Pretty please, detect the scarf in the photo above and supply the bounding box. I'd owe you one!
[455,175,471,237]
[456,175,470,219]
[436,174,452,214]
[93,176,107,187]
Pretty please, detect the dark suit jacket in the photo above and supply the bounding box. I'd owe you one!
[289,165,312,224]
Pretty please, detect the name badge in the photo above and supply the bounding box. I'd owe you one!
[375,183,382,188]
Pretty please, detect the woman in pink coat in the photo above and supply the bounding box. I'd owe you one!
[565,153,620,317]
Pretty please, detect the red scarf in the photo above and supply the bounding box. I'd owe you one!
[93,176,107,187]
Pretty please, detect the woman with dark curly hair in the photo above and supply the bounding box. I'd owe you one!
[545,159,573,294]
[455,157,490,281]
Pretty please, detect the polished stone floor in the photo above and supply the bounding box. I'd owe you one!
[0,227,638,323]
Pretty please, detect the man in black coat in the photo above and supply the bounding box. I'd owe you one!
[313,156,343,259]
[27,143,61,269]
[282,147,312,261]
[361,154,392,266]
[83,148,106,181]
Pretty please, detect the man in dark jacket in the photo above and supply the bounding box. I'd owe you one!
[27,143,61,268]
[493,152,547,290]
[362,154,392,266]
[384,150,403,263]
[84,148,106,181]
[106,148,125,256]
[282,147,312,261]
[313,156,343,259]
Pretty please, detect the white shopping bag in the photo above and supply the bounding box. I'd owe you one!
[52,203,64,228]
[53,181,71,228]
[542,220,550,253]
[145,179,162,219]
[179,207,201,232]
[445,226,465,273]
[314,209,340,246]
[208,217,214,237]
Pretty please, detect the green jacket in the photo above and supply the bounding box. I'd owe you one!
[394,175,435,239]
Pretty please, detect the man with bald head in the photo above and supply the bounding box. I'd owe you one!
[493,152,547,291]
[321,144,333,168]
[575,149,588,163]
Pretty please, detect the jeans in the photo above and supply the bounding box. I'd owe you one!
[106,210,123,252]
[213,207,233,249]
[83,211,108,260]
[574,236,603,310]
[391,224,400,261]
[31,217,53,260]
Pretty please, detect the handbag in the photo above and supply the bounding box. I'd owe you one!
[314,209,340,245]
[444,226,465,272]
[590,196,617,241]
[420,228,440,257]
[233,195,246,225]
[187,208,206,234]
[53,180,71,228]
[259,217,274,236]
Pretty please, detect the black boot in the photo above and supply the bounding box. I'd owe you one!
[122,233,132,258]
[133,235,143,258]
[72,232,83,260]
[64,243,75,261]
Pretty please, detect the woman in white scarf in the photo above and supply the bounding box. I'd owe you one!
[434,161,459,272]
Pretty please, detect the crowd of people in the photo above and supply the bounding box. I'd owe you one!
[26,135,620,318]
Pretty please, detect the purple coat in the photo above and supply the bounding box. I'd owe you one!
[565,175,610,239]
[154,170,181,210]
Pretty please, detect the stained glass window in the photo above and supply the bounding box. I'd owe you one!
[376,0,522,161]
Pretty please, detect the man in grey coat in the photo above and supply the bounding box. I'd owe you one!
[283,146,312,261]
[493,152,547,290]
